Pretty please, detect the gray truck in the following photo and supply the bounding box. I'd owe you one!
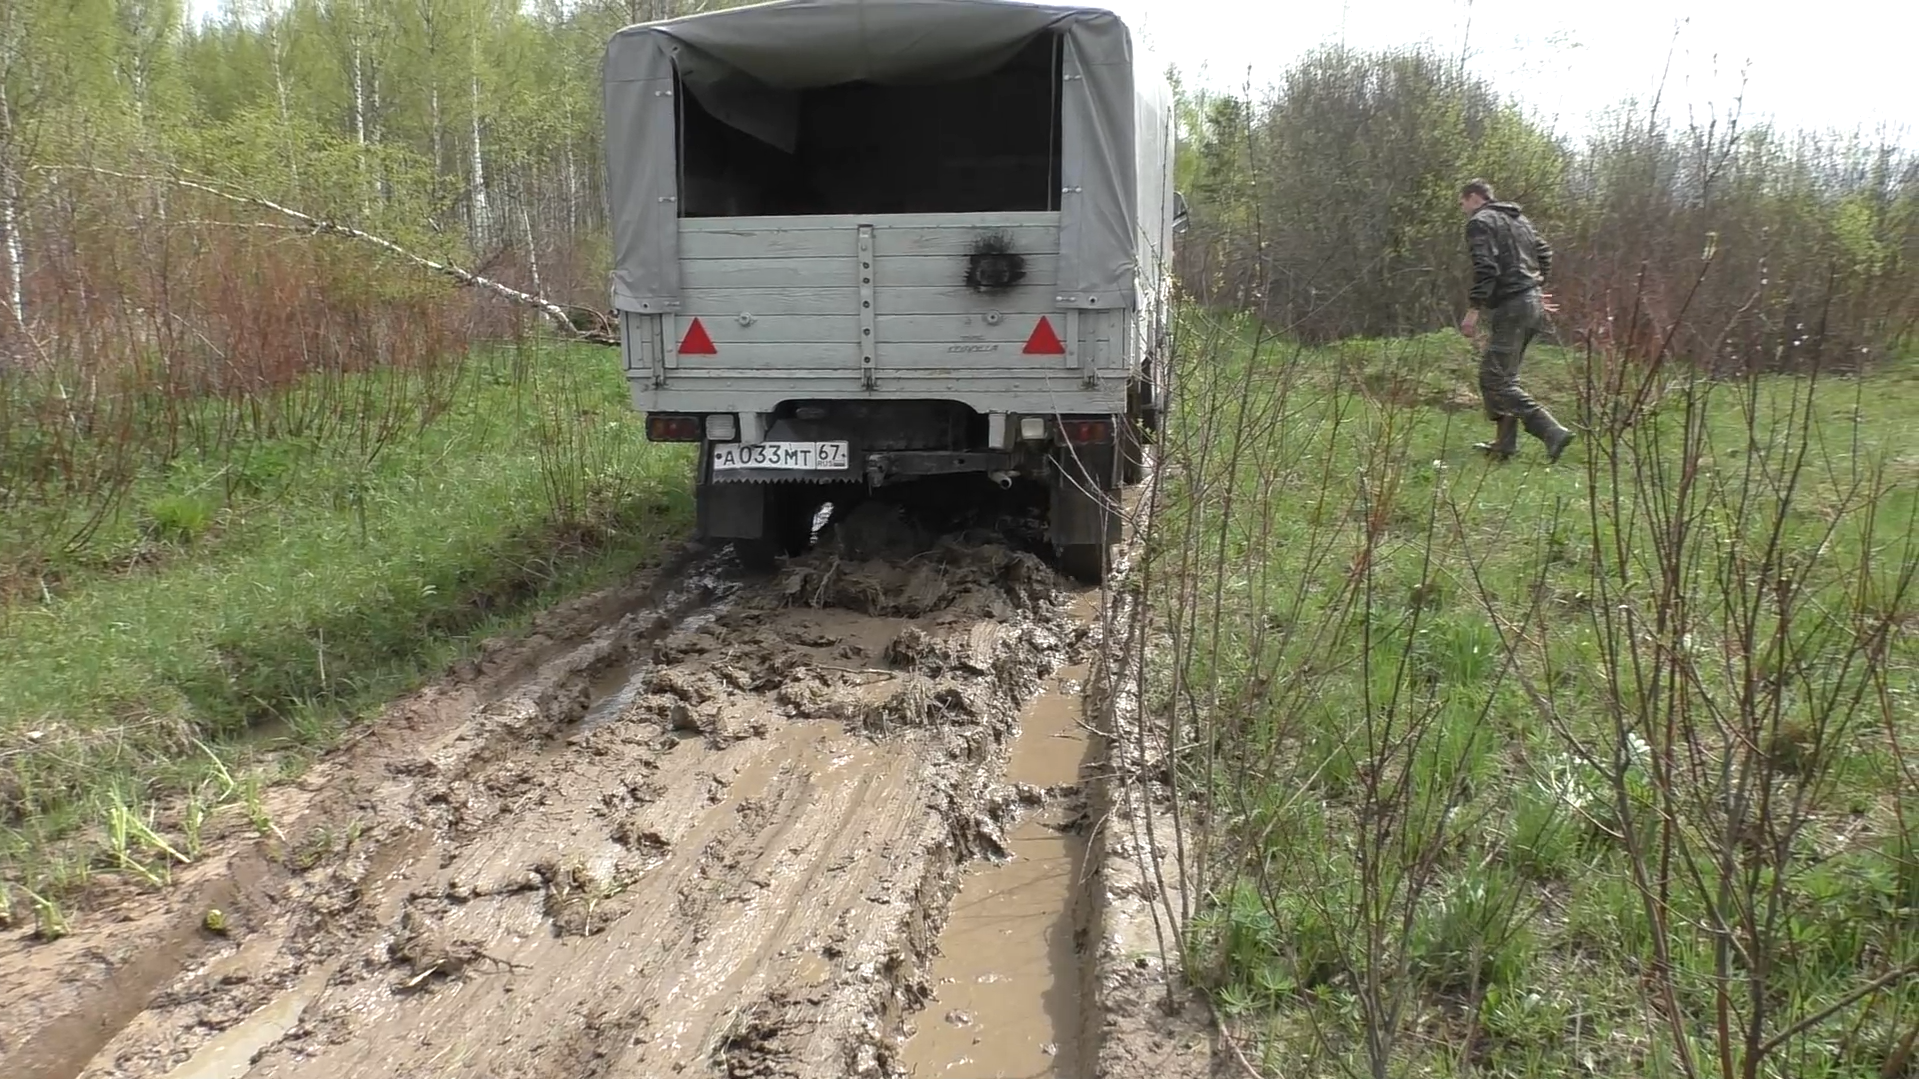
[602,0,1182,582]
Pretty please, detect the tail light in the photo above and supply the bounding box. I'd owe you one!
[1060,418,1112,444]
[645,414,702,442]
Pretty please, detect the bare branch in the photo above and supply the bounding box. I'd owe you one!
[32,165,618,345]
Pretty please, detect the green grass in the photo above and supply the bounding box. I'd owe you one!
[1152,311,1919,1078]
[0,342,693,916]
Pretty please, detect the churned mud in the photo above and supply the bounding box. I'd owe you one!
[1,489,1186,1079]
[3,481,1225,1079]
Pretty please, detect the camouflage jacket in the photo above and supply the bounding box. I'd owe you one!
[1466,201,1553,309]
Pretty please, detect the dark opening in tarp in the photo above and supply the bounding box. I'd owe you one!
[677,31,1065,218]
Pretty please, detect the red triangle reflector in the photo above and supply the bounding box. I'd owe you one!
[678,317,717,355]
[1022,316,1066,355]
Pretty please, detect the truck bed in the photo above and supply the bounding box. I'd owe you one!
[623,211,1136,417]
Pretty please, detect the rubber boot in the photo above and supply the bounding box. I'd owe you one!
[1473,416,1519,460]
[1522,407,1576,462]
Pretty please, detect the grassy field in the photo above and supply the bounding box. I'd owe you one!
[0,342,693,926]
[1142,312,1919,1078]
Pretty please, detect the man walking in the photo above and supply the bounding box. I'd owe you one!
[1457,179,1574,462]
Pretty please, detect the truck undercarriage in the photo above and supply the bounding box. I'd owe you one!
[644,398,1138,581]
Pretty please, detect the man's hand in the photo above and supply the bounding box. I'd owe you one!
[1458,309,1479,337]
[1541,291,1560,313]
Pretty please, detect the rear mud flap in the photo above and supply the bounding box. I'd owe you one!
[695,480,771,540]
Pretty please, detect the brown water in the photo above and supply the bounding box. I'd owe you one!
[900,654,1094,1079]
[161,964,335,1079]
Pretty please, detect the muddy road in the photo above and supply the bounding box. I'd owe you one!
[1,495,1220,1079]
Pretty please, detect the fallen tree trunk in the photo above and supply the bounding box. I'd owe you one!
[37,166,619,345]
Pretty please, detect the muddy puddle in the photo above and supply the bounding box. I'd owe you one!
[159,965,334,1079]
[901,590,1098,1079]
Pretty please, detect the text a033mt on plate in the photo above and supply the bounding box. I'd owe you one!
[710,440,852,471]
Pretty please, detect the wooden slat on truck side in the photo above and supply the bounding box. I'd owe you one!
[678,285,1062,318]
[682,254,1061,291]
[677,218,1061,261]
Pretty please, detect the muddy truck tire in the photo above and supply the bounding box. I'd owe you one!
[1122,365,1159,488]
[1119,414,1146,487]
[1057,542,1111,584]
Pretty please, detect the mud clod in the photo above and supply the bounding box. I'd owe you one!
[861,676,986,734]
[649,667,715,704]
[385,905,519,991]
[533,857,636,938]
[718,995,812,1079]
[609,818,673,858]
[777,536,1056,622]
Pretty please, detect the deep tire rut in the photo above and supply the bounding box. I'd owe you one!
[3,516,1097,1079]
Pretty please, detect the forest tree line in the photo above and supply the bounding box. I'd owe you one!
[0,2,1912,429]
[0,0,727,342]
[3,2,1913,368]
[1172,47,1917,369]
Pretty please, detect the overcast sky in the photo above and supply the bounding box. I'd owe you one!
[1107,0,1912,144]
[183,0,1913,145]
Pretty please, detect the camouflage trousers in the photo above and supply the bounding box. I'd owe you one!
[1478,290,1547,422]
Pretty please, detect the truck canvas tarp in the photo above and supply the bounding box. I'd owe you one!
[603,0,1141,315]
[601,0,1178,583]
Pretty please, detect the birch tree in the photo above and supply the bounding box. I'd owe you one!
[463,0,492,248]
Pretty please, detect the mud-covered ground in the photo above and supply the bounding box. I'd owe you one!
[0,491,1225,1079]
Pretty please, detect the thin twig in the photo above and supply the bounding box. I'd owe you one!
[1757,961,1919,1058]
[1208,998,1266,1079]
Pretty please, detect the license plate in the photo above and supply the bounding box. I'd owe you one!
[710,441,851,472]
